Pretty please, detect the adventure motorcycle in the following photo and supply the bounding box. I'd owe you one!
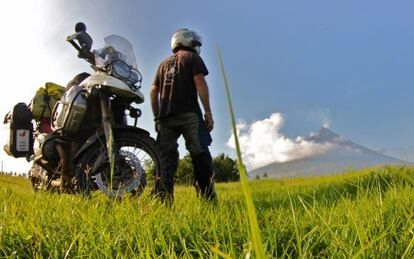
[11,23,160,197]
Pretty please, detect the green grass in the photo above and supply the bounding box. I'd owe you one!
[0,166,413,257]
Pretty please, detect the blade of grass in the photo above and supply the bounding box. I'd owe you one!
[344,199,366,257]
[297,196,347,256]
[288,192,303,258]
[395,167,414,187]
[402,232,414,259]
[351,225,391,259]
[104,123,115,194]
[211,246,233,259]
[64,224,88,259]
[216,45,266,259]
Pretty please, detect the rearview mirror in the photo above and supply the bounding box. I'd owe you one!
[74,22,93,51]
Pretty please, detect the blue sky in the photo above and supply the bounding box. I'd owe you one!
[1,0,414,172]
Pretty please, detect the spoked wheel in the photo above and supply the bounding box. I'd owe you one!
[77,131,160,197]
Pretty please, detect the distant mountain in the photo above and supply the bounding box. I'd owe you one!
[378,145,414,163]
[249,127,410,179]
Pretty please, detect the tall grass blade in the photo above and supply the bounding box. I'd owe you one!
[297,196,347,255]
[216,45,266,259]
[107,126,115,194]
[402,233,414,259]
[211,246,233,259]
[344,199,366,256]
[288,192,303,258]
[104,123,115,195]
[351,226,391,259]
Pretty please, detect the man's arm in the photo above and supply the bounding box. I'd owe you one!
[194,74,214,132]
[150,84,160,118]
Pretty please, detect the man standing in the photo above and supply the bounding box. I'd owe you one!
[150,28,216,202]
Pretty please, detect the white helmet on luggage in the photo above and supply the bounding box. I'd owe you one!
[171,28,202,54]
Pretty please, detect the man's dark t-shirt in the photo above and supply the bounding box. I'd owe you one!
[153,50,208,119]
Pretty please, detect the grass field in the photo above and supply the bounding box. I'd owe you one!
[0,166,413,258]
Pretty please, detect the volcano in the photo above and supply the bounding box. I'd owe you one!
[249,127,409,179]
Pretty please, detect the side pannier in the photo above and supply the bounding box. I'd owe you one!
[3,103,34,158]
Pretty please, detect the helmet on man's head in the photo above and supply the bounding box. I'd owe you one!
[171,28,202,54]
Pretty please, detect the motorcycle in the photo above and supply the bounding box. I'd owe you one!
[27,22,161,197]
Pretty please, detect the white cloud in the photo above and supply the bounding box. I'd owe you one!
[227,113,334,170]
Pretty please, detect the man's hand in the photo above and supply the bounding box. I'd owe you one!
[194,74,214,132]
[155,120,161,133]
[204,112,214,132]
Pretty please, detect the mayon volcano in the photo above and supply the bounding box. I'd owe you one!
[249,127,409,179]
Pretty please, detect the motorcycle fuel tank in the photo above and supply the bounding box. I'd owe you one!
[80,72,144,104]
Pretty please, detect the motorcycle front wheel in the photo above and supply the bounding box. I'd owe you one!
[76,130,160,197]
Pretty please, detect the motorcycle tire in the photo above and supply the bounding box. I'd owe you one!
[76,130,160,197]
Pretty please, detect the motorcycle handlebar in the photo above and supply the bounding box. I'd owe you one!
[67,38,82,52]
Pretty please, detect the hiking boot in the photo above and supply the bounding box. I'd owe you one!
[192,152,217,201]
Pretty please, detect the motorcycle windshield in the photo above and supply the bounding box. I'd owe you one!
[104,35,138,69]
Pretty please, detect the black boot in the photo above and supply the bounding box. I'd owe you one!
[192,152,217,201]
[152,174,174,204]
[152,146,178,204]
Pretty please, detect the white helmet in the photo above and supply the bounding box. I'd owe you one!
[171,28,202,54]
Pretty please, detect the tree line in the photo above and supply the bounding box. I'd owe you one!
[146,153,240,185]
[0,171,27,177]
[177,153,239,184]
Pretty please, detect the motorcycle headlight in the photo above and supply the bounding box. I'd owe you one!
[111,61,142,86]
